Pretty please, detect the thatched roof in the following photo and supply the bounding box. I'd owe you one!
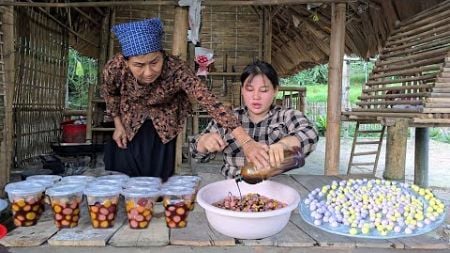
[270,0,446,75]
[5,0,446,76]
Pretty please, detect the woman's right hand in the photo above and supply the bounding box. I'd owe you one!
[197,133,226,153]
[112,117,127,149]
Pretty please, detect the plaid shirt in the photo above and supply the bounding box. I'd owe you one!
[190,105,319,178]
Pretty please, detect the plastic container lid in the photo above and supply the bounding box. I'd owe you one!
[25,178,55,189]
[161,186,195,196]
[60,175,95,183]
[26,175,62,183]
[84,184,122,197]
[163,180,196,189]
[126,177,161,185]
[46,184,84,197]
[121,188,160,198]
[123,181,161,190]
[97,174,130,182]
[167,175,201,183]
[4,181,45,196]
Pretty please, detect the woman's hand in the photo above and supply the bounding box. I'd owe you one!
[241,140,270,169]
[113,117,127,149]
[197,133,226,153]
[268,142,286,168]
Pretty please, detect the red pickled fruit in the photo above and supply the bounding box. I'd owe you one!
[129,220,138,228]
[137,198,148,207]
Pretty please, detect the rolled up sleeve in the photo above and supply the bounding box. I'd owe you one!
[285,110,319,157]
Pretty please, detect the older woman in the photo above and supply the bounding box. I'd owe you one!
[102,18,268,181]
[190,60,319,178]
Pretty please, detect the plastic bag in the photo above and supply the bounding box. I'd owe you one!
[194,47,215,76]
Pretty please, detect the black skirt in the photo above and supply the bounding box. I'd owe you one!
[104,119,176,182]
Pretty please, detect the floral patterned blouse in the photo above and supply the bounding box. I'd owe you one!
[101,53,240,143]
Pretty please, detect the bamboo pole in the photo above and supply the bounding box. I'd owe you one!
[325,2,346,176]
[27,2,98,47]
[1,1,14,194]
[108,8,116,59]
[263,7,272,63]
[0,0,355,8]
[172,6,189,174]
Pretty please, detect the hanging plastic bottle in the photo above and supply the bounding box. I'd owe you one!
[235,146,305,184]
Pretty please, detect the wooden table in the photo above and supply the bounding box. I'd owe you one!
[1,173,449,252]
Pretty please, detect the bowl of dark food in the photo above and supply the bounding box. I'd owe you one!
[197,179,300,239]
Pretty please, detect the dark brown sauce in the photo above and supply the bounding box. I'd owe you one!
[235,180,243,201]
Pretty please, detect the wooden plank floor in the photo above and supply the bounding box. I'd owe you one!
[0,173,448,250]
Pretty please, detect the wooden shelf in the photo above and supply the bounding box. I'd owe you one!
[92,98,105,103]
[92,127,114,132]
[205,72,241,77]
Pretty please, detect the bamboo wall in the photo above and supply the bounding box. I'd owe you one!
[13,8,68,166]
[0,10,5,143]
[200,5,260,107]
[109,5,261,109]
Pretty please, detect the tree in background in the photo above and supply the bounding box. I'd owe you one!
[66,48,97,109]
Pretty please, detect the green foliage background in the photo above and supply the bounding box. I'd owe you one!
[67,48,98,109]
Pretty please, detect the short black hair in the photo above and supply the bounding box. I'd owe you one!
[240,60,279,89]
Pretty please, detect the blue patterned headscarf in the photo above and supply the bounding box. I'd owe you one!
[112,18,164,57]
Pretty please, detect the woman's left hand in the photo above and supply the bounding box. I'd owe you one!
[269,143,285,168]
[241,141,270,169]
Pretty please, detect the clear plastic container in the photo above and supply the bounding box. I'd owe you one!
[161,186,195,228]
[26,175,62,183]
[165,176,201,211]
[122,188,160,229]
[46,184,84,229]
[84,185,122,229]
[5,182,45,227]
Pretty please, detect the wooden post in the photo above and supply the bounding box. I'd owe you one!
[414,127,429,187]
[263,7,272,63]
[108,8,116,59]
[172,6,188,173]
[1,2,14,194]
[383,118,408,181]
[324,3,346,175]
[341,59,350,137]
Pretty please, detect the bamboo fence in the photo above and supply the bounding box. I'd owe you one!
[13,8,68,166]
[0,11,5,143]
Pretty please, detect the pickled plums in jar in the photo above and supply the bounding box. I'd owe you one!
[46,184,84,229]
[84,185,121,229]
[122,188,160,229]
[161,187,195,228]
[165,176,201,211]
[5,182,46,227]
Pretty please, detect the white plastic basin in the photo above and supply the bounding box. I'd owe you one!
[197,179,300,239]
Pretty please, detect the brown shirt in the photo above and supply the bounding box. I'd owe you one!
[101,53,239,143]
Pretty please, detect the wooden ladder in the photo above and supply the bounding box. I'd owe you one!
[347,121,386,175]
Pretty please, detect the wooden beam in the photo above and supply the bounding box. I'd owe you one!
[0,0,355,8]
[172,6,189,174]
[73,7,101,27]
[414,128,429,187]
[0,1,14,195]
[383,118,408,181]
[325,3,346,176]
[263,7,272,63]
[29,2,99,47]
